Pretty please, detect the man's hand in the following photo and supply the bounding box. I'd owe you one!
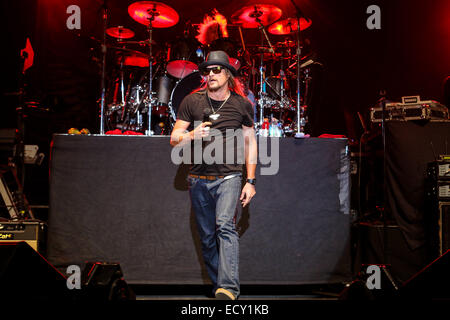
[240,183,256,207]
[170,120,212,147]
[193,121,212,139]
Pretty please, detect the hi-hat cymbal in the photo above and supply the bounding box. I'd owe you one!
[107,45,145,54]
[268,18,312,35]
[275,40,297,48]
[121,51,151,67]
[128,1,179,28]
[117,39,157,46]
[106,26,135,39]
[248,46,281,60]
[110,47,151,67]
[230,4,282,28]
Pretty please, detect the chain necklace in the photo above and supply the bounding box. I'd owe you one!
[206,91,230,120]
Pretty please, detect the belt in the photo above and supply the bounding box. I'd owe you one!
[188,174,225,180]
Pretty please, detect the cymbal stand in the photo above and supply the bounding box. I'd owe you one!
[253,14,274,128]
[237,26,246,53]
[279,62,287,120]
[119,51,127,123]
[251,7,275,54]
[257,49,265,128]
[145,7,158,135]
[291,0,307,138]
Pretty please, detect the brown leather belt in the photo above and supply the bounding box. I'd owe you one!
[188,174,225,180]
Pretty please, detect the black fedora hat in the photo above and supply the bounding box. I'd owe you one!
[199,50,238,76]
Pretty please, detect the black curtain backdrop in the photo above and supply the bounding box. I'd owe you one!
[47,135,351,285]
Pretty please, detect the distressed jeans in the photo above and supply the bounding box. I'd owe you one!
[188,174,241,298]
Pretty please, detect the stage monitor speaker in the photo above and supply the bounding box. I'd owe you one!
[0,241,70,300]
[80,262,135,301]
[400,249,450,299]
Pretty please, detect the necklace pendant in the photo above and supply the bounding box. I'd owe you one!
[209,113,220,121]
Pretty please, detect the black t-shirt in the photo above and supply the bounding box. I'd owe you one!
[176,90,254,176]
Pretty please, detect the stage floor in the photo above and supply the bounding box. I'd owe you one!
[130,284,345,301]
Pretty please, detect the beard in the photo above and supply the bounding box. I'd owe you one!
[207,84,219,92]
[207,80,227,92]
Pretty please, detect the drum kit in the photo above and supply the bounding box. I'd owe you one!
[99,1,316,137]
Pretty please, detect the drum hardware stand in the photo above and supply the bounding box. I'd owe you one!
[252,8,275,54]
[257,55,266,128]
[237,26,247,54]
[99,0,108,135]
[252,11,275,129]
[163,45,178,126]
[145,7,158,136]
[290,0,308,139]
[119,52,127,123]
[278,66,287,125]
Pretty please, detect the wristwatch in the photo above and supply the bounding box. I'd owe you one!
[246,178,256,185]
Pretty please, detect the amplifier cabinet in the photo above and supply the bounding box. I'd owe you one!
[439,202,450,255]
[427,161,450,201]
[427,161,450,181]
[0,220,46,253]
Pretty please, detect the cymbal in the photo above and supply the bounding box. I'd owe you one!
[230,4,282,28]
[268,18,312,35]
[128,1,179,28]
[106,26,135,39]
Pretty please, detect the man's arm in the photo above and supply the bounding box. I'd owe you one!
[170,119,212,147]
[240,125,257,207]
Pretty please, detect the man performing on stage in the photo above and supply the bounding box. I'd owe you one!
[170,51,257,300]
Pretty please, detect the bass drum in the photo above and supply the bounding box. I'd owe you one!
[170,71,204,120]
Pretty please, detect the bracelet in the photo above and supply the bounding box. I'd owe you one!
[246,178,256,185]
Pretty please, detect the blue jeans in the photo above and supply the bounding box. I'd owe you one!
[188,174,241,298]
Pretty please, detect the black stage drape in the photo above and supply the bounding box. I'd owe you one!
[385,121,450,251]
[47,135,351,285]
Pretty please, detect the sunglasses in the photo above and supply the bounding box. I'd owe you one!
[201,66,224,76]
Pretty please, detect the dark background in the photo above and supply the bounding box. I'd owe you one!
[1,0,449,217]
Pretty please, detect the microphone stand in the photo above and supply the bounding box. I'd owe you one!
[379,89,389,266]
[16,50,26,189]
[377,89,398,289]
